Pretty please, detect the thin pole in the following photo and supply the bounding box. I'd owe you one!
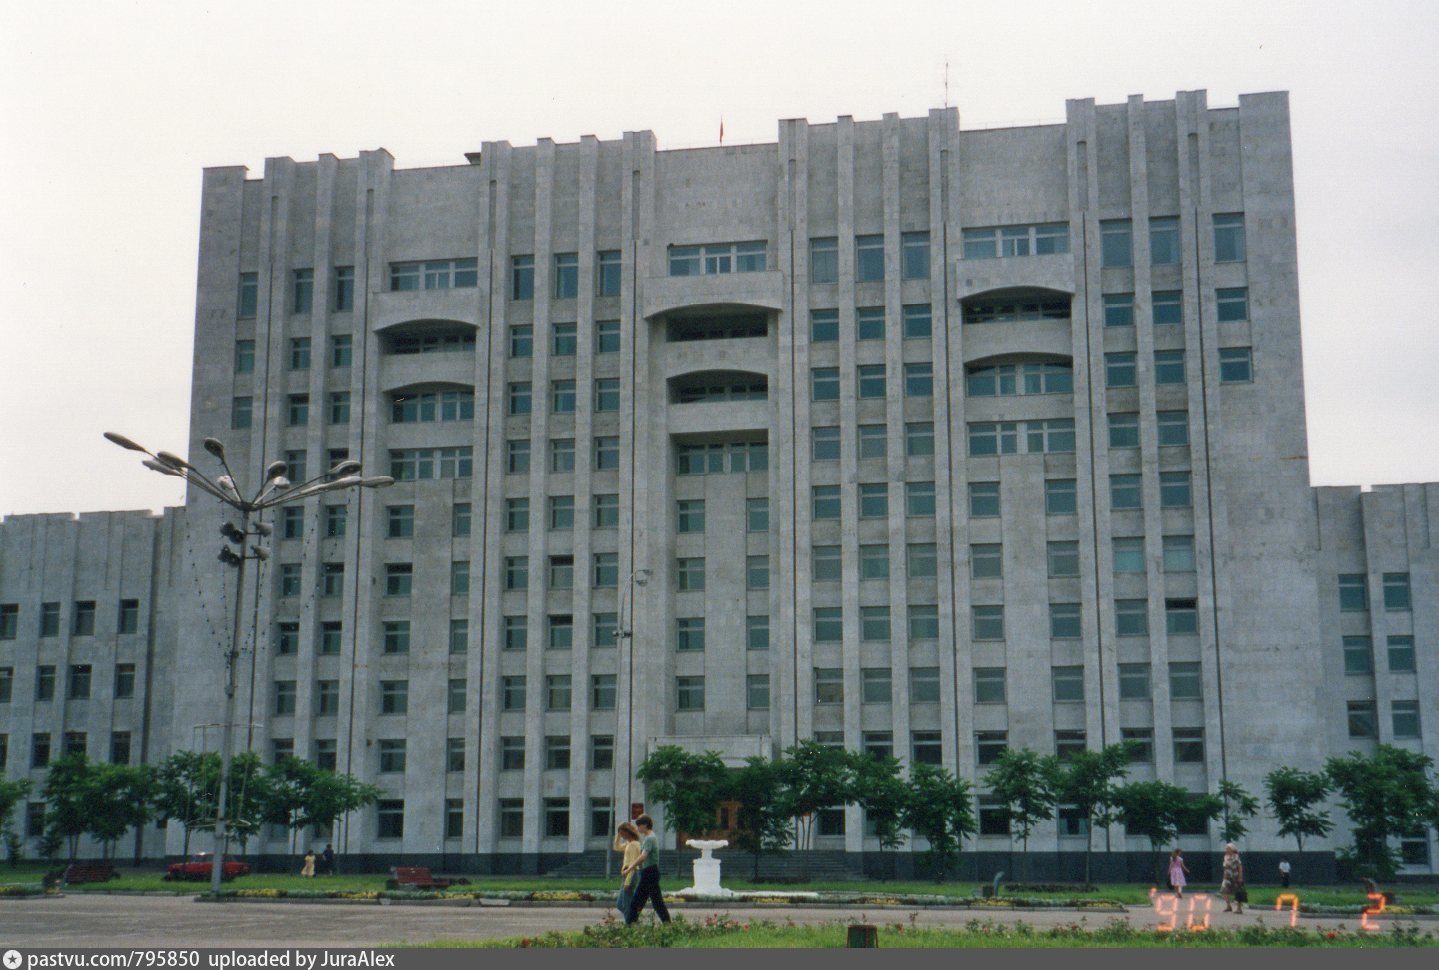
[210,506,249,897]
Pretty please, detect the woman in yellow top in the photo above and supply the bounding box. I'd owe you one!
[613,822,642,915]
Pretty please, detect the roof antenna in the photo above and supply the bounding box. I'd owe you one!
[944,59,950,109]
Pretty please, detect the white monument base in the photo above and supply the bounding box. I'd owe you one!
[674,839,737,897]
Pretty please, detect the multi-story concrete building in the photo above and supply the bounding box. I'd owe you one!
[1,90,1434,876]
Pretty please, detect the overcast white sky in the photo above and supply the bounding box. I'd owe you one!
[2,0,1437,516]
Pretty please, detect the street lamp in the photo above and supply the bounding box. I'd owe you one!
[105,432,392,895]
[607,567,650,878]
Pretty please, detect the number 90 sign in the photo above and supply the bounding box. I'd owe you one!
[1151,891,1385,932]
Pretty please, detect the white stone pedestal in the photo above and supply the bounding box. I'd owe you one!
[675,839,735,897]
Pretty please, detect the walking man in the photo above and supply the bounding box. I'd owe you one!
[624,814,672,925]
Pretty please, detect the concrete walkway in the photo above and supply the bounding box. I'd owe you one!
[0,893,1423,948]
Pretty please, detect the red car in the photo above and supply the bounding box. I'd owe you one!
[164,852,251,882]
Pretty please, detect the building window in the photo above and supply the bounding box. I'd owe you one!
[747,555,769,590]
[905,363,933,397]
[971,543,1002,580]
[590,673,617,711]
[908,542,938,579]
[39,602,61,637]
[31,734,51,768]
[1173,728,1206,763]
[391,258,477,291]
[1050,602,1082,639]
[292,266,315,312]
[810,237,838,283]
[1392,700,1421,739]
[669,241,766,276]
[856,306,884,340]
[234,339,255,374]
[813,607,842,642]
[509,254,534,299]
[1216,288,1249,323]
[379,680,408,715]
[331,265,354,311]
[1165,598,1199,635]
[545,736,571,771]
[375,800,404,839]
[508,324,533,358]
[382,621,410,655]
[450,561,470,596]
[289,336,312,370]
[1387,635,1416,673]
[1153,290,1183,326]
[814,668,844,705]
[903,304,932,339]
[812,426,841,461]
[591,735,615,771]
[901,231,930,279]
[859,483,888,518]
[551,380,577,414]
[329,334,353,368]
[1156,410,1189,446]
[1106,352,1137,388]
[596,250,622,296]
[676,557,705,592]
[1100,220,1132,266]
[861,667,892,705]
[972,601,1007,638]
[593,493,619,528]
[1103,293,1135,328]
[385,505,414,539]
[545,674,572,712]
[1052,666,1085,703]
[237,272,258,318]
[962,223,1069,259]
[1055,730,1088,762]
[676,676,705,711]
[547,555,574,590]
[1112,536,1147,573]
[389,447,473,481]
[500,736,525,771]
[275,622,299,655]
[1162,535,1196,573]
[553,253,579,298]
[813,545,841,583]
[905,481,935,518]
[1118,663,1151,701]
[967,361,1072,397]
[286,394,309,427]
[909,605,939,641]
[1159,471,1192,508]
[910,666,940,704]
[66,664,92,700]
[1170,662,1203,700]
[976,731,1007,766]
[906,421,934,457]
[674,617,705,652]
[1383,572,1411,610]
[746,497,769,533]
[384,563,413,596]
[1346,701,1378,739]
[113,663,135,699]
[745,673,770,711]
[813,485,841,520]
[1213,213,1246,261]
[855,234,884,281]
[232,396,252,430]
[742,614,769,651]
[1149,216,1180,265]
[1047,541,1080,578]
[973,667,1006,704]
[861,606,890,642]
[1154,349,1186,385]
[69,601,95,637]
[1338,574,1368,611]
[1108,412,1140,449]
[1115,599,1148,636]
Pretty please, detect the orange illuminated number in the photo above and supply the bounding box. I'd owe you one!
[1184,894,1213,931]
[1152,890,1179,932]
[1361,892,1385,932]
[1275,893,1300,928]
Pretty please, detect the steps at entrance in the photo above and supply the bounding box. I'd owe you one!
[544,849,867,883]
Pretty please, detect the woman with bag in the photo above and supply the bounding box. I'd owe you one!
[613,822,641,916]
[1219,842,1245,913]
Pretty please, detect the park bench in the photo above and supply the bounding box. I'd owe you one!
[63,862,121,884]
[387,866,467,890]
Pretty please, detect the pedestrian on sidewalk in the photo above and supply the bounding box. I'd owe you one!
[624,814,672,926]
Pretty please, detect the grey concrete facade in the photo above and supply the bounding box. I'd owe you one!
[0,91,1433,874]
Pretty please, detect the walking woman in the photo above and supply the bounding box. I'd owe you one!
[1219,842,1245,913]
[613,822,642,917]
[1167,848,1189,896]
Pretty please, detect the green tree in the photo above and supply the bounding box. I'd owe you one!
[847,752,909,881]
[984,748,1057,882]
[153,751,221,856]
[41,753,93,862]
[85,763,157,861]
[776,740,852,880]
[0,777,31,866]
[1263,766,1331,854]
[635,745,729,877]
[1215,779,1261,844]
[900,762,975,883]
[725,756,791,881]
[1112,780,1193,883]
[222,752,274,854]
[1053,743,1132,885]
[1325,745,1439,879]
[264,757,381,868]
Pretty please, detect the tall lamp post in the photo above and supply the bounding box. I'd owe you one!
[105,432,392,896]
[607,567,650,878]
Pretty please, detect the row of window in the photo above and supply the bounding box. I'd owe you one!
[962,287,1247,329]
[237,214,1243,320]
[506,437,623,475]
[810,305,932,343]
[1347,700,1424,740]
[2,731,134,771]
[0,663,136,703]
[1342,635,1420,674]
[509,320,621,357]
[809,233,931,284]
[798,596,1201,643]
[506,379,622,416]
[0,601,140,639]
[809,363,933,400]
[1338,572,1413,611]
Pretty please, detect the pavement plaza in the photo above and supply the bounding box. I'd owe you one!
[0,894,1426,948]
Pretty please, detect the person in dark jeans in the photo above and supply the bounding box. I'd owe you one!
[624,814,671,925]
